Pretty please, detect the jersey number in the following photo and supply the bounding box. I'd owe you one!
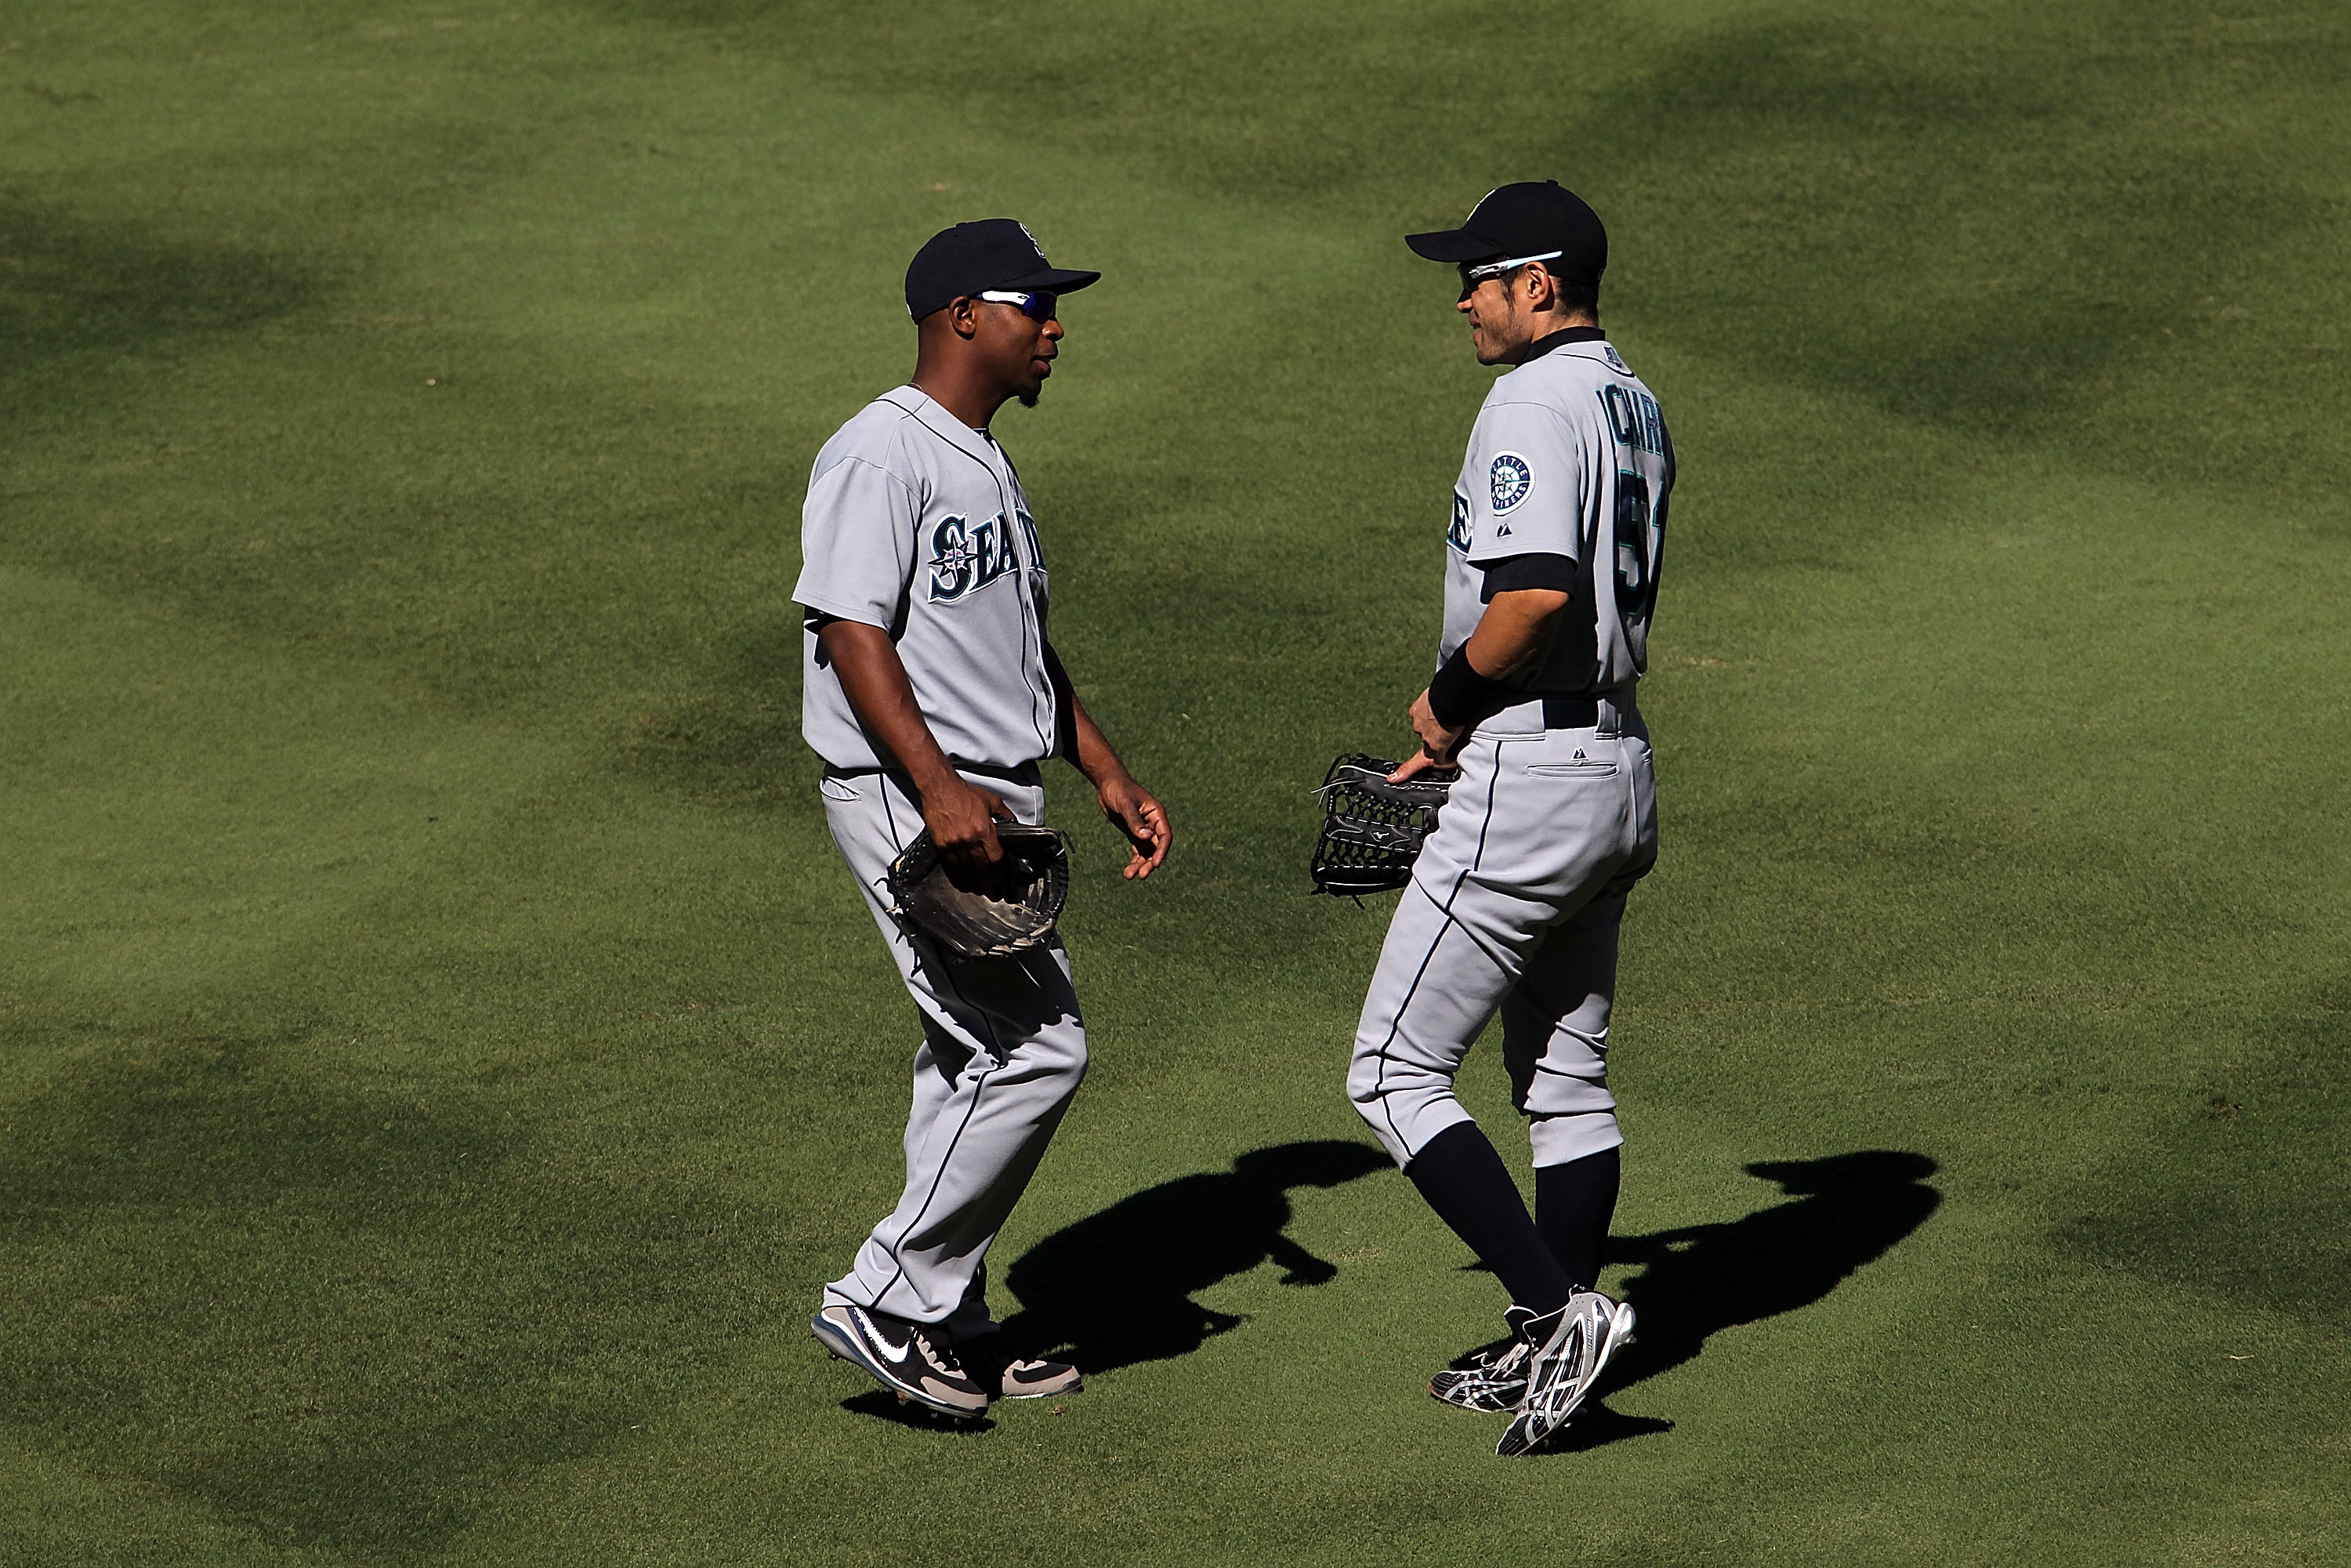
[1613,472,1665,621]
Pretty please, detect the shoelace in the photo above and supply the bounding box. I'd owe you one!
[1449,1341,1530,1393]
[912,1331,963,1378]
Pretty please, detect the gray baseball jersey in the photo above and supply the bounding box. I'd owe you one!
[1440,333,1673,695]
[1351,330,1675,1180]
[796,386,1060,773]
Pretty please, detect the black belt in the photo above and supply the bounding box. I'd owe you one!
[1539,693,1604,729]
[823,759,1044,788]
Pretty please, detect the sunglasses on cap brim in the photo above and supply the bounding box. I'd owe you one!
[976,289,1059,321]
[1456,250,1565,299]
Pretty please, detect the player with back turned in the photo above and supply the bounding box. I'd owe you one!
[1346,182,1674,1456]
[799,219,1172,1420]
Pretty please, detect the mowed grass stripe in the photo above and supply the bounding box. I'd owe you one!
[1,0,2346,1563]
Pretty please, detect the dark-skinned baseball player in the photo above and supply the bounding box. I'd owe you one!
[802,219,1172,1419]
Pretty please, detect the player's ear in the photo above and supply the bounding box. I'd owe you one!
[1523,263,1556,310]
[945,296,982,341]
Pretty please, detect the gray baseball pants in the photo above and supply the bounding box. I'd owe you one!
[1349,692,1657,1171]
[818,763,1087,1341]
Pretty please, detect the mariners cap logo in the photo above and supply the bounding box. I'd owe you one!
[1489,453,1533,512]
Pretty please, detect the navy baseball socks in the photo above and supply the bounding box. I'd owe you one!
[1410,1127,1634,1447]
[1537,1145,1621,1296]
[1404,1121,1574,1315]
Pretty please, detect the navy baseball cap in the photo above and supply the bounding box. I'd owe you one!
[904,219,1102,322]
[1405,181,1607,288]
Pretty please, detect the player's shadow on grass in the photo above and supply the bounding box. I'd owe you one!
[998,1139,1389,1374]
[836,1389,997,1434]
[1498,1149,1942,1454]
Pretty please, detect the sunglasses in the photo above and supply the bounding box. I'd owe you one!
[976,289,1059,322]
[1456,249,1565,299]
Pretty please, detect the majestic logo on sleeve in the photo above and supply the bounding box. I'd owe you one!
[1489,453,1533,512]
[928,513,1023,602]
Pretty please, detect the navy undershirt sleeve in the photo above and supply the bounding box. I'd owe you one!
[1479,552,1579,603]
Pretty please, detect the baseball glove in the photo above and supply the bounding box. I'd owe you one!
[1310,753,1458,896]
[886,824,1071,959]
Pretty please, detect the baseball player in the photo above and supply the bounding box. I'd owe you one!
[801,219,1172,1419]
[1346,182,1673,1456]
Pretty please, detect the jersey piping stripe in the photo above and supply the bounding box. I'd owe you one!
[1367,758,1505,1159]
[863,773,1009,1314]
[880,393,1056,760]
[878,391,1053,754]
[993,445,1057,757]
[816,452,919,495]
[866,777,1002,1310]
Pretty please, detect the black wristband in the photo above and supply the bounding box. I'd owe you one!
[1427,644,1505,733]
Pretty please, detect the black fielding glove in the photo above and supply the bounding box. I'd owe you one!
[1310,755,1458,896]
[886,824,1071,958]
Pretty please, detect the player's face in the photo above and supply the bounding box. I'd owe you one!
[1456,271,1541,365]
[976,300,1063,407]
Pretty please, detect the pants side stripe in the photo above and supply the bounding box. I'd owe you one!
[1369,758,1505,1159]
[867,775,1007,1316]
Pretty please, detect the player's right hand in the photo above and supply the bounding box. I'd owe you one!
[923,778,1012,870]
[1390,689,1464,782]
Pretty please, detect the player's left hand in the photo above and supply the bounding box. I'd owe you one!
[1393,689,1464,781]
[1095,773,1172,880]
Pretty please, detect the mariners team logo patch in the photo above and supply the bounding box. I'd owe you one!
[1489,453,1533,512]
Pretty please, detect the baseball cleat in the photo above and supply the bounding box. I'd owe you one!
[1495,1290,1636,1458]
[811,1305,989,1419]
[1429,1304,1545,1411]
[997,1356,1082,1400]
[958,1337,1084,1400]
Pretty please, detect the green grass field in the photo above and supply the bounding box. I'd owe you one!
[3,0,2348,1562]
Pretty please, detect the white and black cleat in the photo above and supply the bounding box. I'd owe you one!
[812,1304,990,1420]
[1430,1304,1544,1412]
[958,1335,1083,1400]
[1495,1289,1636,1457]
